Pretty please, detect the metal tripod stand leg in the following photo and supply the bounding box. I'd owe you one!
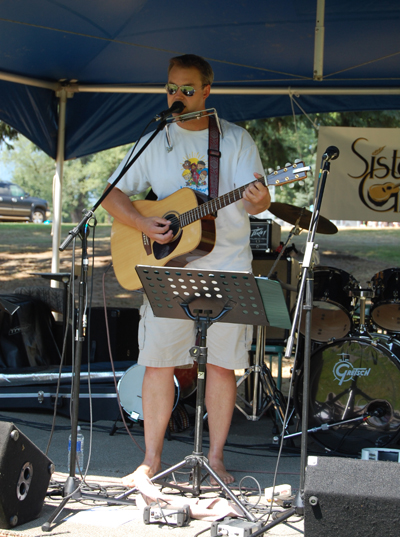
[235,326,289,429]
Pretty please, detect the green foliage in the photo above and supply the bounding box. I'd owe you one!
[0,121,19,149]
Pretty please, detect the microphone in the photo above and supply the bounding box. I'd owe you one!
[155,101,185,121]
[322,146,340,161]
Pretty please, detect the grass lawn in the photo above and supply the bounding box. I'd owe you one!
[1,223,399,266]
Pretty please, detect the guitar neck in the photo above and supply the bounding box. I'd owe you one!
[180,180,261,227]
[179,161,309,227]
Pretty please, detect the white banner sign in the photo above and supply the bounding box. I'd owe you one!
[316,127,400,222]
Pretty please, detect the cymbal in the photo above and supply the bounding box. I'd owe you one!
[268,202,338,234]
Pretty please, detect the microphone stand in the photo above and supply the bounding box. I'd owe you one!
[43,115,171,532]
[251,153,335,536]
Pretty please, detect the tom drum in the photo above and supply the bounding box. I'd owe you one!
[299,266,359,342]
[371,268,400,332]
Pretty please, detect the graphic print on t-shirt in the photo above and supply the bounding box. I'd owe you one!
[181,153,208,195]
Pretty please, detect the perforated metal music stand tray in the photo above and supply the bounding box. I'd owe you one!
[130,265,290,521]
[136,265,290,328]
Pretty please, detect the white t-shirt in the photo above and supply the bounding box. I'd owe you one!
[108,119,264,272]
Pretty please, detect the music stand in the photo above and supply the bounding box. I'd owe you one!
[124,265,290,521]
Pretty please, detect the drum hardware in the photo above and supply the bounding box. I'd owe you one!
[238,220,301,426]
[279,413,369,442]
[235,325,291,427]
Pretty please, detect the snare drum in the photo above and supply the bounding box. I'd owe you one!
[118,364,180,421]
[371,268,400,332]
[299,266,359,342]
[294,334,400,454]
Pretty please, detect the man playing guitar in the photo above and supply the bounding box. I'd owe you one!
[102,54,271,486]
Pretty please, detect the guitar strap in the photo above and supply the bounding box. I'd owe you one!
[208,115,221,201]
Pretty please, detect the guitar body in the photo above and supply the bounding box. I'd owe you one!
[110,161,310,290]
[111,188,216,290]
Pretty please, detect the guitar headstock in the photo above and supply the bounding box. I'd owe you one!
[264,161,311,187]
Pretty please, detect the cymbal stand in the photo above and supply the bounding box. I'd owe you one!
[235,325,290,427]
[237,222,302,424]
[265,221,302,280]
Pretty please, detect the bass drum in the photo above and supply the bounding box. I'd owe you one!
[371,268,400,332]
[294,335,400,454]
[298,266,359,342]
[118,363,180,422]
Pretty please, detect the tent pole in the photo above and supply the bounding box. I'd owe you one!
[313,0,325,81]
[51,88,67,280]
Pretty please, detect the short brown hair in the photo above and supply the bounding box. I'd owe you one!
[168,54,214,86]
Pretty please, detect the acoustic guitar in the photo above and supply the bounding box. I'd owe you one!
[111,162,310,290]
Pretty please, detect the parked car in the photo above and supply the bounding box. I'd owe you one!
[0,182,49,223]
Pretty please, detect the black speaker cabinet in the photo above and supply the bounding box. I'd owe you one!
[252,255,300,341]
[0,422,53,529]
[304,456,400,537]
[82,307,140,364]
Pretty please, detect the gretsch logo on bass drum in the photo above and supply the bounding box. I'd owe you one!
[333,358,371,386]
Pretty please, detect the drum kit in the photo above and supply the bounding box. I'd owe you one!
[267,201,400,456]
[118,201,400,457]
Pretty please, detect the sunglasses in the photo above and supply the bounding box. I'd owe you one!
[165,83,198,97]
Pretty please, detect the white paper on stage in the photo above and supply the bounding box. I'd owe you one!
[315,127,400,222]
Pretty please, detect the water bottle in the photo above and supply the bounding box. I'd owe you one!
[68,426,84,473]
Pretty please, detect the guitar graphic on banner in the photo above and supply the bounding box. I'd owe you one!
[111,161,310,290]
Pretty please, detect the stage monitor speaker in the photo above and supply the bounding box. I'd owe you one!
[304,456,400,537]
[252,255,300,341]
[0,422,53,529]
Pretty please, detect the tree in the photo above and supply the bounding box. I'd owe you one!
[0,121,19,149]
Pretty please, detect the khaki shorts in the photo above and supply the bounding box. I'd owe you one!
[137,299,252,370]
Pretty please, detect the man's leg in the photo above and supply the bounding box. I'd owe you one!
[122,366,175,487]
[205,363,237,484]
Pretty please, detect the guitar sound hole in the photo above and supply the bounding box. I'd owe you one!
[153,212,182,260]
[165,212,181,241]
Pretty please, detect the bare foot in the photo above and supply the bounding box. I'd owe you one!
[122,462,162,488]
[208,459,235,486]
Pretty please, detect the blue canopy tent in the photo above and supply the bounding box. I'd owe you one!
[0,0,399,268]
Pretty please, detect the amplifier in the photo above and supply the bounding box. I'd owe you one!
[82,307,139,364]
[249,217,281,252]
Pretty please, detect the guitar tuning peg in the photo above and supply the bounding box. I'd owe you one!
[294,158,301,163]
[276,166,281,170]
[285,162,291,167]
[268,168,273,174]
